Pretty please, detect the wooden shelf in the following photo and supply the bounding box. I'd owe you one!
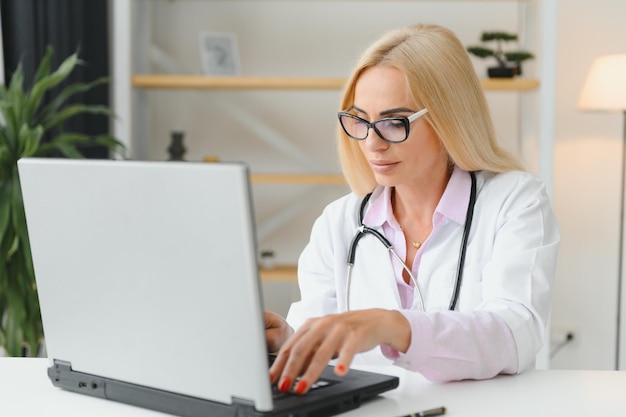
[481,78,540,91]
[259,264,297,282]
[251,173,345,185]
[131,75,345,90]
[132,74,540,92]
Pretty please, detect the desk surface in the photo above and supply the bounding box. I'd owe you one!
[1,358,625,416]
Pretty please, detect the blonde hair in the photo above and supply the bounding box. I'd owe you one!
[338,24,523,195]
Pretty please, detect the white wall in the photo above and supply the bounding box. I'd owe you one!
[550,0,626,370]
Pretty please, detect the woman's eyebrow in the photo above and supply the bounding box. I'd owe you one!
[347,105,365,114]
[379,107,415,116]
[349,105,415,117]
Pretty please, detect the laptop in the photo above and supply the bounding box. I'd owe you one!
[17,158,399,417]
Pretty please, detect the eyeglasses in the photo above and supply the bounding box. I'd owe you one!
[337,108,428,143]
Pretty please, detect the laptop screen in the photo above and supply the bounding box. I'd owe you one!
[19,158,275,411]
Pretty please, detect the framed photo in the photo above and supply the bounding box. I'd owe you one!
[198,31,241,76]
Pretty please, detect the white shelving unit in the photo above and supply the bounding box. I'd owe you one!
[111,0,556,181]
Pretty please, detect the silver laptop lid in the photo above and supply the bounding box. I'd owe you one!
[18,158,274,411]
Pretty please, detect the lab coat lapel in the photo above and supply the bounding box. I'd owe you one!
[347,231,401,311]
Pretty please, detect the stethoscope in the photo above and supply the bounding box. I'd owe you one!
[345,171,477,312]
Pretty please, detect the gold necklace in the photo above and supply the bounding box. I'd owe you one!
[400,225,431,249]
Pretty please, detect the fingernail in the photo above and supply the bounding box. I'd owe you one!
[294,380,308,395]
[336,364,346,373]
[279,377,291,393]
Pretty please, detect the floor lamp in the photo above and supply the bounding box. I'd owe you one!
[578,53,626,370]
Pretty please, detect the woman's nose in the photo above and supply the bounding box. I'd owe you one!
[362,128,389,152]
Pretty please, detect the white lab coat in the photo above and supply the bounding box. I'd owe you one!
[286,169,560,373]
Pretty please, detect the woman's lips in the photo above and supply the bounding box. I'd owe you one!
[369,160,399,174]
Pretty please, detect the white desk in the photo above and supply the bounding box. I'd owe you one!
[2,358,626,416]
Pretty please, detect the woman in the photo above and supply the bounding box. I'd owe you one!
[266,23,559,395]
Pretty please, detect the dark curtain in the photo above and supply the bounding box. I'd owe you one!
[1,0,110,158]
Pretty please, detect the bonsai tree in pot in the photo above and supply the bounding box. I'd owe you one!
[467,31,534,78]
[0,47,123,357]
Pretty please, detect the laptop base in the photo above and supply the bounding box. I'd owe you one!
[48,360,398,417]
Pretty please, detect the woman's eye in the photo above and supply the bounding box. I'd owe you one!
[381,119,405,130]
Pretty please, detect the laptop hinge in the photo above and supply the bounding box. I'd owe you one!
[231,396,262,417]
[48,359,107,399]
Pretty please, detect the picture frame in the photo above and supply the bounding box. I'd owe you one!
[197,31,241,76]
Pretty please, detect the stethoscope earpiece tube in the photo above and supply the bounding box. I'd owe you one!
[448,171,477,311]
[347,228,366,266]
[347,192,374,265]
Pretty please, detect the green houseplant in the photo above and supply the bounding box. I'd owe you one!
[0,47,123,357]
[467,31,534,78]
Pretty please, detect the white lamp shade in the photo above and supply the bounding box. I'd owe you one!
[578,54,626,113]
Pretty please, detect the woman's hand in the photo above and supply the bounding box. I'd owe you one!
[269,309,410,395]
[265,310,294,354]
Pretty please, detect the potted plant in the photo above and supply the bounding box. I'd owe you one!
[467,31,534,78]
[0,46,123,357]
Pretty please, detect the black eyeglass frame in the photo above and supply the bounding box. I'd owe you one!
[337,108,429,144]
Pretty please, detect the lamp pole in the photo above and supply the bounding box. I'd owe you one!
[618,111,626,369]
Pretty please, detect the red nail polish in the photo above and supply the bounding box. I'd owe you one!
[336,364,346,373]
[294,380,308,395]
[279,377,291,393]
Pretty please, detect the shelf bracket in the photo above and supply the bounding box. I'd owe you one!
[256,186,329,242]
[213,99,319,170]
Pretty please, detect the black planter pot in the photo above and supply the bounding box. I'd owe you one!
[487,66,517,78]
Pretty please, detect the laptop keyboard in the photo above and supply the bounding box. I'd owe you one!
[272,378,333,400]
[268,355,335,399]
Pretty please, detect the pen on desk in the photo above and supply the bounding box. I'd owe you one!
[402,406,446,417]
